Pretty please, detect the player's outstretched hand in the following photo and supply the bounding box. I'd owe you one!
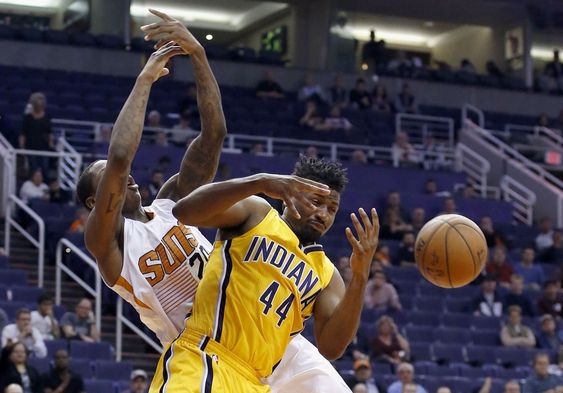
[140,42,184,82]
[346,208,379,280]
[260,174,330,219]
[141,9,203,55]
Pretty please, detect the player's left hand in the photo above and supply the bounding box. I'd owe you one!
[346,208,379,281]
[141,9,203,55]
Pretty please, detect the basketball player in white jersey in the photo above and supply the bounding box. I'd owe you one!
[79,9,351,392]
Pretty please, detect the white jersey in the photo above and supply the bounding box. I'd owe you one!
[111,198,213,346]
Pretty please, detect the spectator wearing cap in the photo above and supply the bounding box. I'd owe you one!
[504,275,536,317]
[371,316,409,366]
[535,217,554,253]
[540,229,563,264]
[120,369,148,393]
[387,363,427,393]
[31,295,59,341]
[471,274,504,317]
[344,358,385,393]
[514,247,544,291]
[486,248,514,288]
[537,281,563,319]
[500,305,536,348]
[536,314,562,351]
[522,353,563,393]
[365,271,402,312]
[43,349,85,393]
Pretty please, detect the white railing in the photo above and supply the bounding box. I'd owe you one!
[0,133,16,219]
[500,175,537,225]
[396,113,455,148]
[455,143,490,198]
[55,238,101,333]
[57,138,82,191]
[116,298,163,361]
[505,124,563,154]
[462,103,484,128]
[5,194,45,287]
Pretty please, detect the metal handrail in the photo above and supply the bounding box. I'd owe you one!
[56,138,82,191]
[116,298,163,361]
[55,238,101,333]
[5,194,45,287]
[396,113,455,148]
[500,175,537,225]
[461,103,484,128]
[505,124,563,154]
[455,143,490,198]
[0,133,16,220]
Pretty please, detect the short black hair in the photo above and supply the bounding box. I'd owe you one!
[37,294,53,305]
[292,155,348,193]
[76,161,98,209]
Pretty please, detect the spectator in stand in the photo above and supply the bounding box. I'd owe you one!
[94,125,112,143]
[537,281,563,319]
[486,61,503,79]
[537,113,550,128]
[522,352,563,393]
[68,208,89,233]
[373,245,391,268]
[341,324,370,361]
[387,362,427,393]
[154,131,169,147]
[48,179,71,204]
[19,92,53,177]
[503,381,521,393]
[1,309,46,358]
[388,51,413,78]
[371,85,391,113]
[351,150,368,165]
[504,274,535,317]
[349,78,372,110]
[255,70,284,99]
[352,383,368,393]
[423,179,451,197]
[249,143,266,156]
[392,132,420,168]
[146,110,162,128]
[382,192,412,239]
[394,83,417,114]
[299,100,323,129]
[486,248,514,287]
[60,298,99,343]
[480,216,506,249]
[410,208,426,235]
[460,184,477,199]
[148,170,164,199]
[372,316,409,365]
[500,305,536,348]
[0,308,7,333]
[30,295,59,341]
[345,358,386,393]
[365,270,401,312]
[304,146,319,159]
[362,30,386,72]
[540,229,563,263]
[514,247,544,291]
[4,384,24,393]
[396,232,416,266]
[535,217,554,253]
[537,314,562,351]
[460,58,476,73]
[120,370,148,393]
[177,84,197,113]
[328,74,348,108]
[542,50,563,93]
[471,274,503,317]
[298,74,324,102]
[440,197,458,215]
[0,342,42,393]
[43,349,85,393]
[19,168,49,203]
[315,105,353,131]
[421,133,449,170]
[171,110,196,146]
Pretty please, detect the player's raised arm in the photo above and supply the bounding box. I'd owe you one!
[142,9,227,201]
[313,208,379,360]
[172,174,331,232]
[84,44,184,286]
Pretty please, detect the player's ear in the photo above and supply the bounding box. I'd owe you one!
[85,196,96,210]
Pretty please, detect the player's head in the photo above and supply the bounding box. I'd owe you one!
[76,160,142,214]
[286,156,347,244]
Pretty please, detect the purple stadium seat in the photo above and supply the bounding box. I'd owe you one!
[427,365,459,377]
[334,359,354,373]
[371,362,392,376]
[70,341,112,360]
[385,266,421,282]
[0,285,6,300]
[45,340,68,355]
[0,255,8,269]
[17,28,43,42]
[413,296,444,312]
[0,269,27,286]
[69,359,94,379]
[466,345,496,365]
[471,316,502,331]
[10,286,44,303]
[95,34,123,49]
[410,343,433,361]
[440,313,472,328]
[432,343,466,363]
[470,331,499,346]
[405,326,435,343]
[70,33,97,46]
[28,357,51,374]
[84,379,114,393]
[446,285,477,299]
[405,311,439,327]
[435,327,470,344]
[44,30,70,45]
[495,347,535,367]
[417,283,448,297]
[459,366,489,378]
[0,25,16,39]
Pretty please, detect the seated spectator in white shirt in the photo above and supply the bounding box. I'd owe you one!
[471,274,504,317]
[392,132,420,168]
[1,308,47,358]
[535,217,554,252]
[298,74,324,102]
[0,307,8,333]
[171,110,196,146]
[60,298,99,343]
[500,305,536,348]
[19,168,49,203]
[315,105,353,131]
[387,363,427,393]
[30,295,59,341]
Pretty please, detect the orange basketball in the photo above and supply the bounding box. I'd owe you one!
[415,214,488,288]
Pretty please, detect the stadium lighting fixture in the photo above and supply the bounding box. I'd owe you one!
[336,26,429,46]
[205,34,213,41]
[130,4,232,24]
[0,0,60,7]
[531,46,560,60]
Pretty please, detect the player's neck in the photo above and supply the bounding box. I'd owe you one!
[126,206,151,223]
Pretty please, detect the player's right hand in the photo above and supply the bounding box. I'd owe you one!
[346,208,379,281]
[141,9,203,55]
[259,174,330,219]
[140,42,184,82]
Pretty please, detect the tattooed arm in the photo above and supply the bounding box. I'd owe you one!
[84,45,184,286]
[143,10,227,201]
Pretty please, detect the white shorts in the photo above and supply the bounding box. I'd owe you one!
[267,335,352,393]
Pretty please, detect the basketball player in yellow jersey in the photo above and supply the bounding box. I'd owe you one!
[149,156,380,392]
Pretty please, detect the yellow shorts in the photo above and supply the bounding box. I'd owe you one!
[149,331,271,393]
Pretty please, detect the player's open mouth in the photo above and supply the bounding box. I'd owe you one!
[309,220,325,231]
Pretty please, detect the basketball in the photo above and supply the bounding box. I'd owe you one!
[415,214,488,288]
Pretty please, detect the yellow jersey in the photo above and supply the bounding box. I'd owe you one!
[185,208,335,378]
